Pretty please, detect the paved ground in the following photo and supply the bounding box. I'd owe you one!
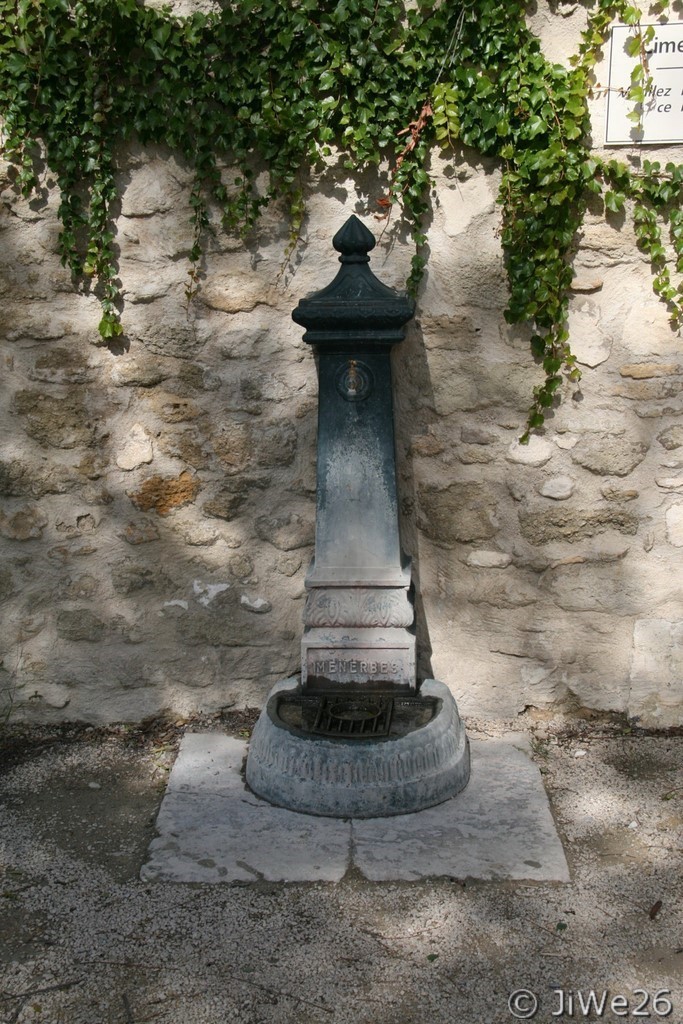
[140,732,569,883]
[1,710,682,1024]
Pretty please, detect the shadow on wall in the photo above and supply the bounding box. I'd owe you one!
[2,143,683,727]
[394,143,683,727]
[393,254,683,726]
[0,157,335,723]
[0,151,443,727]
[0,146,463,727]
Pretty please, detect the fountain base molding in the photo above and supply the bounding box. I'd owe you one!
[246,678,470,818]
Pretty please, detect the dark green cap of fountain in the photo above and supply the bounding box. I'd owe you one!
[292,215,414,347]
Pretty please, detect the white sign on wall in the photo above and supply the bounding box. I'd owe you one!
[606,23,683,145]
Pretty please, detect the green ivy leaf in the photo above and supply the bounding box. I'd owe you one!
[605,190,625,213]
[98,314,123,339]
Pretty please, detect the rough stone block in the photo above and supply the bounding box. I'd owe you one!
[156,429,208,469]
[519,506,640,544]
[177,600,275,647]
[119,216,193,266]
[571,435,649,476]
[56,609,106,642]
[601,485,639,502]
[541,562,647,615]
[202,485,249,521]
[199,271,275,313]
[111,559,165,595]
[0,567,15,600]
[507,435,554,466]
[417,482,498,545]
[0,459,77,498]
[629,619,683,727]
[128,314,202,359]
[110,356,168,388]
[469,575,539,608]
[206,421,252,474]
[611,379,682,402]
[29,346,100,385]
[0,504,47,540]
[656,476,683,491]
[121,160,189,217]
[665,503,683,546]
[115,423,153,471]
[461,425,498,445]
[621,301,683,355]
[424,352,479,415]
[568,300,612,367]
[439,175,497,237]
[539,475,575,500]
[255,513,314,551]
[620,362,681,378]
[459,446,495,464]
[256,421,297,468]
[13,389,99,449]
[143,391,200,423]
[117,520,160,545]
[410,433,446,457]
[466,550,512,568]
[128,471,201,516]
[658,425,683,450]
[569,274,604,293]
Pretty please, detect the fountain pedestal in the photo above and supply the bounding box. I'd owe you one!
[246,216,470,817]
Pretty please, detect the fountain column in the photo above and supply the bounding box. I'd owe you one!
[295,215,416,694]
[246,216,470,817]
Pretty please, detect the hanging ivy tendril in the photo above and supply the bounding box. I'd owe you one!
[1,0,682,440]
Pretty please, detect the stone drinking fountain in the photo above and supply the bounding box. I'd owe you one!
[246,215,470,817]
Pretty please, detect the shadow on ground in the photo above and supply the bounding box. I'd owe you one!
[0,712,682,1024]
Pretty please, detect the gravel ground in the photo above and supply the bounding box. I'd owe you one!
[1,711,682,1024]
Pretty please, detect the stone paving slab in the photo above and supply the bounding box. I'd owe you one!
[140,732,570,884]
[140,733,351,883]
[352,737,570,882]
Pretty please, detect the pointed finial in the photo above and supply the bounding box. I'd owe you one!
[292,215,414,346]
[332,215,376,263]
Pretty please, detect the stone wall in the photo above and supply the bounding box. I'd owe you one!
[1,3,682,726]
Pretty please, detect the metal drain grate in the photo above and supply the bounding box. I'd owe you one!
[313,694,393,737]
[275,692,438,739]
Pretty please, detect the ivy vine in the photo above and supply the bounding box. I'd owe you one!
[1,0,682,440]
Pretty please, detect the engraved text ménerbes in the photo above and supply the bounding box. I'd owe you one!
[312,658,401,675]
